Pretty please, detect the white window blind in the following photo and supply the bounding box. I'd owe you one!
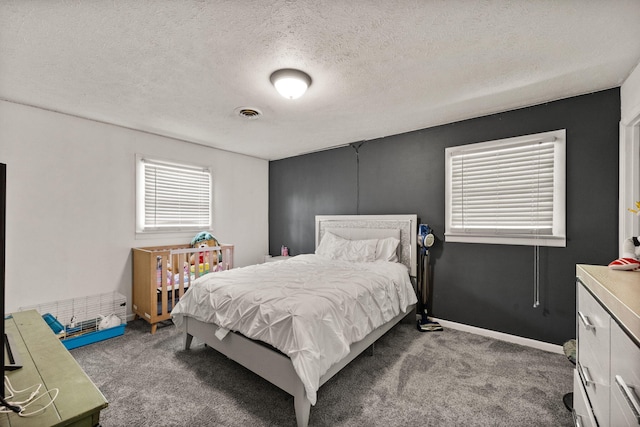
[445,130,566,247]
[137,157,211,232]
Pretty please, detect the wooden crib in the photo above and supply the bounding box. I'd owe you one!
[132,244,234,333]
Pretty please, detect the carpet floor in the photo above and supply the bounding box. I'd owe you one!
[70,319,573,426]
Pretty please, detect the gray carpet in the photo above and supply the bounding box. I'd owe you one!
[70,319,573,426]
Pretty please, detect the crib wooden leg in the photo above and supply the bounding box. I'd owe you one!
[293,385,311,427]
[184,333,193,350]
[151,323,158,334]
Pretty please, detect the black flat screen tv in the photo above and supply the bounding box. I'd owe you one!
[1,163,22,401]
[1,162,6,397]
[1,163,24,419]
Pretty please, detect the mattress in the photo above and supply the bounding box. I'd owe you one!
[171,253,417,405]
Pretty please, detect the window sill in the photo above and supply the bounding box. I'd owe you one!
[444,233,566,247]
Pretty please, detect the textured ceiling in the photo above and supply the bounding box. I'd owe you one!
[2,1,640,161]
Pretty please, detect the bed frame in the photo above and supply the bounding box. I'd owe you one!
[182,214,417,427]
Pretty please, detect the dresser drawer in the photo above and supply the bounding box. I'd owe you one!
[577,282,611,362]
[573,369,598,427]
[577,281,611,424]
[610,321,640,426]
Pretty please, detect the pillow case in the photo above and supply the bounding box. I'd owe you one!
[316,231,377,262]
[375,237,400,262]
[315,231,341,258]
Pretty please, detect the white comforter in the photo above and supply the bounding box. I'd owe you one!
[171,254,417,405]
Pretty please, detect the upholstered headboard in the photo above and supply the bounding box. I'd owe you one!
[315,215,417,278]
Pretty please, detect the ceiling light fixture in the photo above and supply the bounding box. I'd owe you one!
[270,68,312,100]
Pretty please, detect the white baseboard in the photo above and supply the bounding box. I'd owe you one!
[129,311,564,354]
[429,317,564,355]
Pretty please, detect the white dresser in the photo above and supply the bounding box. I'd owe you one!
[575,264,640,427]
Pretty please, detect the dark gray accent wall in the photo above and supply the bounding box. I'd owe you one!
[269,88,620,345]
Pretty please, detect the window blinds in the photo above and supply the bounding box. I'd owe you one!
[141,158,211,231]
[445,130,566,247]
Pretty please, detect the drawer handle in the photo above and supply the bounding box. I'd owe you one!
[615,375,640,424]
[572,410,583,427]
[578,363,595,387]
[577,311,595,331]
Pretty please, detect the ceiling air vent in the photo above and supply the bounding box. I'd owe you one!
[236,108,261,120]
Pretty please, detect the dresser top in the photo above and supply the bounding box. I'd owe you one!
[577,264,640,344]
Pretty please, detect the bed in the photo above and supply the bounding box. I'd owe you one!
[171,214,418,427]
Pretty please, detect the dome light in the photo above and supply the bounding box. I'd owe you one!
[270,69,312,100]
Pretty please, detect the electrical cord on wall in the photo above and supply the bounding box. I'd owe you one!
[350,141,366,215]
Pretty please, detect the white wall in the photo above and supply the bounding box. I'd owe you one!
[620,60,640,253]
[0,100,269,313]
[622,61,640,123]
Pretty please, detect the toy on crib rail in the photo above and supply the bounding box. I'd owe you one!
[608,236,640,270]
[190,231,223,273]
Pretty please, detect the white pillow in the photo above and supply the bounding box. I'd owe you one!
[376,237,400,262]
[315,231,342,258]
[316,231,377,262]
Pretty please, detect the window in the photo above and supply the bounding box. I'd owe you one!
[445,129,566,247]
[136,156,212,233]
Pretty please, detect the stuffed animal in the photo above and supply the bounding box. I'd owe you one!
[608,236,640,270]
[622,236,640,259]
[190,231,222,272]
[157,255,174,283]
[98,314,122,330]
